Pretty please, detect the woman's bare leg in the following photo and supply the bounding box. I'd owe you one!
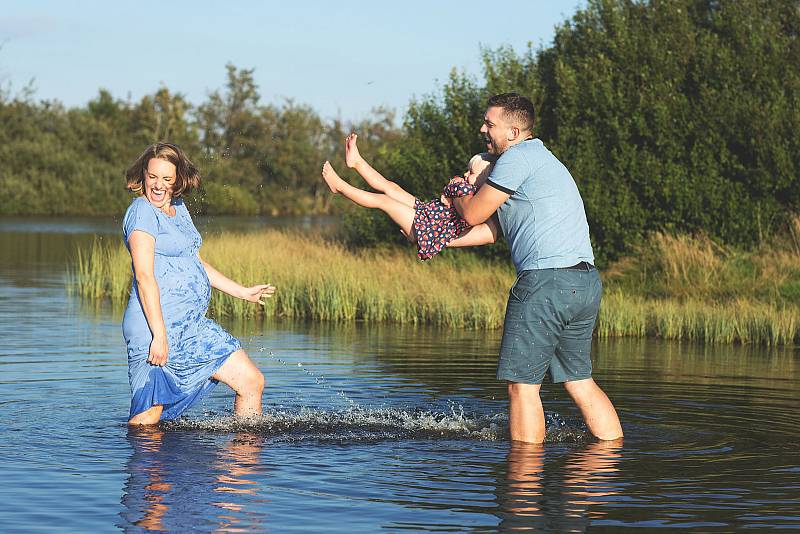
[345,133,417,208]
[128,404,164,426]
[323,161,416,237]
[212,349,265,417]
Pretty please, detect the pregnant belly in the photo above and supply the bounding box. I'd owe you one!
[123,259,211,342]
[157,259,211,311]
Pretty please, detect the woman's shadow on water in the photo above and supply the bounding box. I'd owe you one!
[119,426,266,532]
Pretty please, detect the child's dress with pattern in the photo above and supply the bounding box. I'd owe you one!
[413,180,477,261]
[121,197,241,420]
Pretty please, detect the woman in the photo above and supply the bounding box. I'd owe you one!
[122,142,275,425]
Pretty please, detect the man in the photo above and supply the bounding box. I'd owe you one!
[454,93,623,443]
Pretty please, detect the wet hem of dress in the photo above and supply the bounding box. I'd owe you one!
[160,344,241,420]
[128,343,241,421]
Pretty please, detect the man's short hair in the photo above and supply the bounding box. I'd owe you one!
[487,93,535,134]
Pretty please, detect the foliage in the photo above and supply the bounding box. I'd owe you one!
[342,0,800,263]
[541,0,800,261]
[0,64,392,217]
[3,0,799,264]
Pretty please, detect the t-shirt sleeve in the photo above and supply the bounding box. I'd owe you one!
[484,147,528,195]
[123,199,159,244]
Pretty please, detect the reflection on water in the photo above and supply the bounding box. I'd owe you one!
[1,219,800,531]
[122,428,267,532]
[499,440,622,531]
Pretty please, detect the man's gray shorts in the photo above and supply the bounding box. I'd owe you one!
[497,266,602,384]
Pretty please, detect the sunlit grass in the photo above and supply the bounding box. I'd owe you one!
[70,221,800,345]
[597,291,798,346]
[68,230,514,329]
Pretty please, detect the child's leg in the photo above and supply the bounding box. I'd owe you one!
[345,133,417,208]
[448,217,500,248]
[323,161,416,238]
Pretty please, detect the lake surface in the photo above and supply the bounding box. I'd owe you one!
[1,216,798,532]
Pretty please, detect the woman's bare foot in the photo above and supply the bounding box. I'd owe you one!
[345,133,363,168]
[321,161,345,193]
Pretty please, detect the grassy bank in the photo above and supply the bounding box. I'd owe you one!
[70,223,800,346]
[70,231,514,329]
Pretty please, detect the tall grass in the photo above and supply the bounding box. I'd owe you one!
[597,291,798,346]
[70,222,800,345]
[69,237,132,301]
[68,231,514,329]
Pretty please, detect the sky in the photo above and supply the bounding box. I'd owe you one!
[0,1,584,123]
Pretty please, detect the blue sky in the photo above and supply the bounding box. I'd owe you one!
[1,1,584,122]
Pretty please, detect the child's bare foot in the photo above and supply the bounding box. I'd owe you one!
[321,161,345,193]
[345,133,363,168]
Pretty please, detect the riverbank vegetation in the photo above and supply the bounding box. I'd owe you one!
[12,0,800,345]
[70,217,800,345]
[4,0,799,265]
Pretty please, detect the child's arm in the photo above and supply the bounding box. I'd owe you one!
[199,255,276,304]
[448,215,501,248]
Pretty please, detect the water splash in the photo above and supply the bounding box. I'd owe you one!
[258,347,358,408]
[162,406,590,444]
[239,347,590,444]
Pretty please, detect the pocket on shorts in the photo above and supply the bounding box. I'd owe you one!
[554,271,588,300]
[509,271,533,302]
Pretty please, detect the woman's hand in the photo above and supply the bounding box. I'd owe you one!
[148,335,169,367]
[240,284,276,304]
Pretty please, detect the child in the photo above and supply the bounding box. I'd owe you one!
[322,133,495,260]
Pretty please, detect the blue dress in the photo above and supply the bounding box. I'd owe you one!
[413,179,477,261]
[122,197,241,420]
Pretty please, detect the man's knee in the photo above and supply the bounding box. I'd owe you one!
[562,377,598,398]
[507,381,542,401]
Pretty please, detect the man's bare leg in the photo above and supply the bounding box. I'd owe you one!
[563,378,623,440]
[508,382,546,443]
[345,133,417,208]
[322,161,416,237]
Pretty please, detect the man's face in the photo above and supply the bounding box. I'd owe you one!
[480,106,513,155]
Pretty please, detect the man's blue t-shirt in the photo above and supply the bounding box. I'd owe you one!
[485,139,594,272]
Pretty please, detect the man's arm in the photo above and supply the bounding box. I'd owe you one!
[453,183,510,226]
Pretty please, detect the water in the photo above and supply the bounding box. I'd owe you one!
[1,217,798,532]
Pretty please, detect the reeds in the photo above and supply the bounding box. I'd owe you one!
[597,291,798,346]
[69,237,132,301]
[69,224,800,345]
[68,230,514,329]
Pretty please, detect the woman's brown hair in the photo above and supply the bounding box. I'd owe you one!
[125,142,201,197]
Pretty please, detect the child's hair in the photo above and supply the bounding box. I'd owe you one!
[468,152,497,172]
[125,142,201,197]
